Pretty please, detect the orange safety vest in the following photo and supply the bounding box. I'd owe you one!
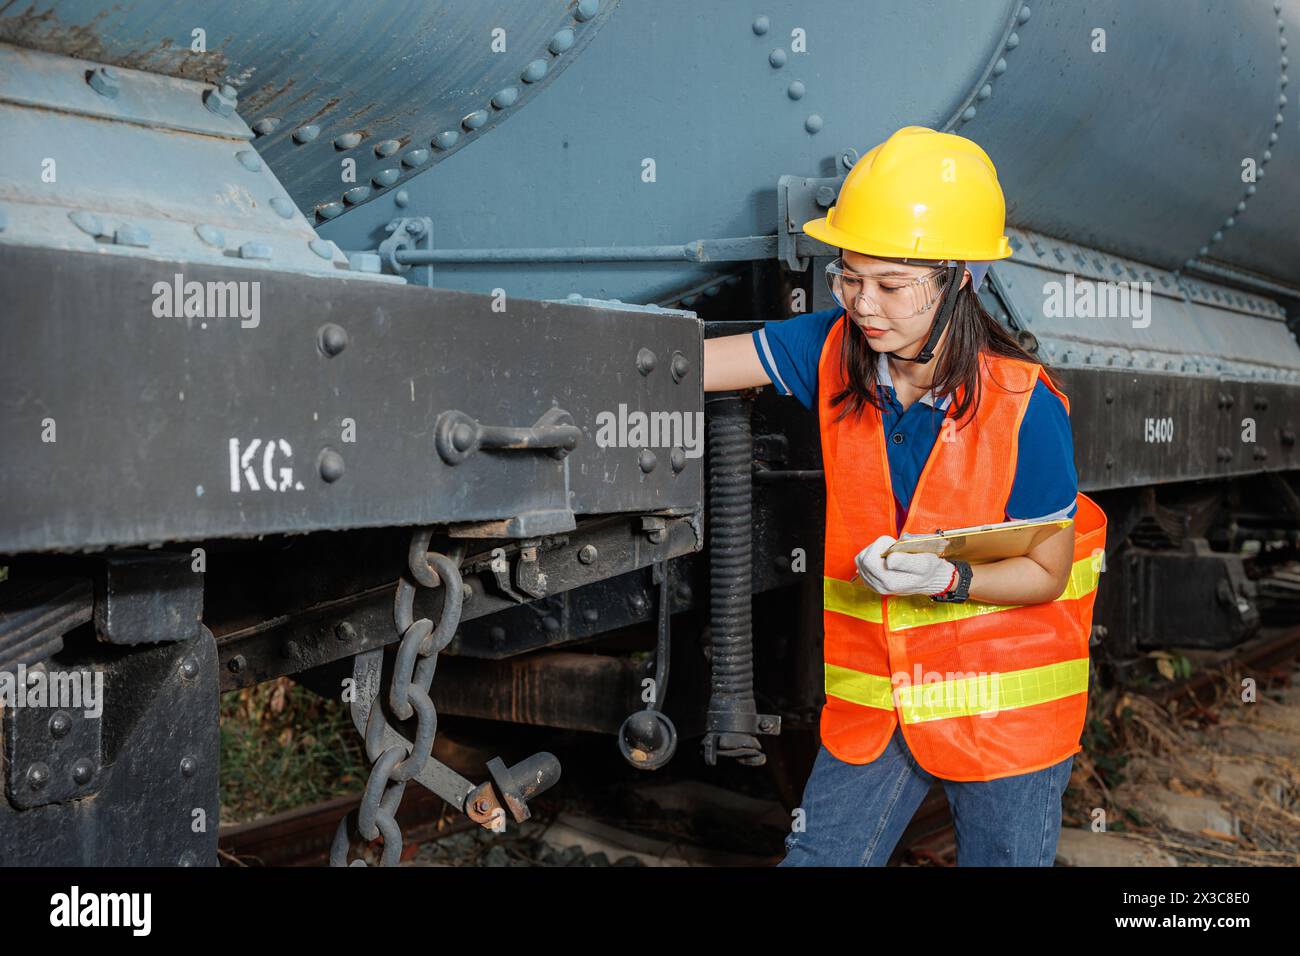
[817,314,1108,782]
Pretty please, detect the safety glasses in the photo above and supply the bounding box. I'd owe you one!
[825,258,951,319]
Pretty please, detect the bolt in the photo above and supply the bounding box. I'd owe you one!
[27,763,50,791]
[582,608,599,623]
[629,593,647,614]
[452,423,476,452]
[195,224,226,248]
[71,758,95,786]
[549,28,575,54]
[204,84,237,117]
[816,185,837,208]
[489,626,506,646]
[180,655,199,679]
[292,124,321,144]
[180,756,198,778]
[335,621,357,643]
[239,241,273,260]
[522,58,548,83]
[86,66,120,98]
[638,449,657,473]
[475,798,490,814]
[635,347,657,374]
[670,351,691,382]
[113,224,151,248]
[228,654,247,674]
[759,717,775,732]
[318,323,349,357]
[578,544,598,564]
[319,449,345,482]
[675,583,692,602]
[49,710,73,738]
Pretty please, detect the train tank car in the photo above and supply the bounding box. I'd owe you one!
[0,0,1298,865]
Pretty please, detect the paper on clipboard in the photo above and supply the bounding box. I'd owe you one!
[882,516,1073,563]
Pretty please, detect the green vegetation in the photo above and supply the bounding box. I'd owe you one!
[219,677,369,825]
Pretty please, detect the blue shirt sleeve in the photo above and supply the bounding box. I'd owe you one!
[750,308,843,411]
[1006,379,1078,521]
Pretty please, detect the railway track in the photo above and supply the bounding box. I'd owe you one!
[218,625,1300,867]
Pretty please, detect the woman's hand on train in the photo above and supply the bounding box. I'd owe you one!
[854,535,957,596]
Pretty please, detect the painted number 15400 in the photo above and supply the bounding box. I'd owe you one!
[1143,417,1174,443]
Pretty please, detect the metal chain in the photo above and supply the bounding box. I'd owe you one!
[330,530,465,867]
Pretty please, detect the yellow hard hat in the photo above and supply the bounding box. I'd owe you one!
[803,126,1012,262]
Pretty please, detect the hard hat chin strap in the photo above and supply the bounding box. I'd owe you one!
[890,262,965,365]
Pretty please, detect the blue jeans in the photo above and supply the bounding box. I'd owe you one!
[778,727,1073,867]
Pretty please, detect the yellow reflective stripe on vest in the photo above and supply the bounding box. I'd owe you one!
[824,658,1089,722]
[824,662,894,710]
[867,554,1102,631]
[895,657,1089,723]
[824,576,883,623]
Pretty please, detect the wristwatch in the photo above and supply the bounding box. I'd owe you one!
[930,559,973,603]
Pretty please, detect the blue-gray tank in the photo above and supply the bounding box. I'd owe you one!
[1,0,1296,300]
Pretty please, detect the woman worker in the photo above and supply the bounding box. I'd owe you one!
[702,126,1107,866]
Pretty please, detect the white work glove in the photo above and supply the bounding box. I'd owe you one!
[854,535,957,597]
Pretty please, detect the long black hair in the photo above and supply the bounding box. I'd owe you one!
[828,276,1064,427]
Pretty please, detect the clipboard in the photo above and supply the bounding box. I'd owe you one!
[882,517,1073,563]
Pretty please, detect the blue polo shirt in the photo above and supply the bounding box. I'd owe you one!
[751,307,1078,528]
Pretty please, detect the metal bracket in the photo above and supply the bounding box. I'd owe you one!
[378,217,434,286]
[94,550,204,645]
[435,405,582,466]
[4,663,105,809]
[483,541,549,603]
[777,171,845,272]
